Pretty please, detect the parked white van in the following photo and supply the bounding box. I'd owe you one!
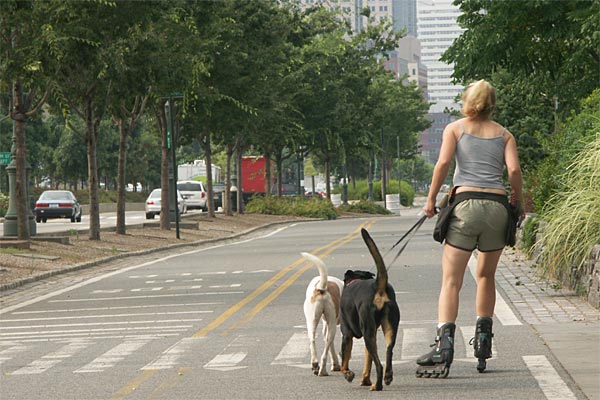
[176,180,208,211]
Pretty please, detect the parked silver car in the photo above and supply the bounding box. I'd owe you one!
[145,188,187,219]
[34,190,82,223]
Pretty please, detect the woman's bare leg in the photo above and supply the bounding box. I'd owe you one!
[475,250,503,317]
[438,245,472,322]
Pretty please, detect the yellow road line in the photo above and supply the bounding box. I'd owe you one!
[220,220,375,336]
[192,220,372,338]
[113,219,374,399]
[111,369,158,400]
[147,367,191,400]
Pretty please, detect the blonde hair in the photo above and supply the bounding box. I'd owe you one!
[461,79,496,119]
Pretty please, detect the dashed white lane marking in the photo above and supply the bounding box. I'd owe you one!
[204,352,247,371]
[11,302,222,315]
[12,341,91,375]
[47,292,244,303]
[74,338,152,373]
[401,327,429,360]
[523,355,577,400]
[0,326,192,341]
[0,311,210,323]
[0,224,291,315]
[142,337,201,370]
[467,255,522,326]
[272,332,307,365]
[0,344,31,365]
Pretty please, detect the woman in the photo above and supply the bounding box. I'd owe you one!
[415,79,524,378]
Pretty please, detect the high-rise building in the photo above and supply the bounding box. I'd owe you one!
[291,0,425,88]
[417,0,464,106]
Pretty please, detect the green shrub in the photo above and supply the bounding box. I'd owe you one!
[333,179,414,206]
[338,199,392,215]
[534,136,600,282]
[0,193,8,217]
[245,196,338,220]
[519,215,539,256]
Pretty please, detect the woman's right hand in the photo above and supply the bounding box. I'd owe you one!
[423,198,437,219]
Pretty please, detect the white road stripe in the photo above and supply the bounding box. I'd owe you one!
[0,344,31,365]
[272,332,307,365]
[74,339,152,373]
[523,355,577,400]
[11,341,91,375]
[467,255,522,326]
[204,352,247,371]
[47,292,244,303]
[0,325,192,337]
[142,337,202,370]
[0,330,186,341]
[12,302,222,315]
[0,225,291,315]
[401,327,430,360]
[0,319,203,330]
[2,334,180,343]
[1,311,211,324]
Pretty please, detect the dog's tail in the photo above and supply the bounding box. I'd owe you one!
[301,252,328,290]
[360,228,389,309]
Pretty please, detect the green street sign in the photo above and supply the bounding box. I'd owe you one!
[0,152,10,166]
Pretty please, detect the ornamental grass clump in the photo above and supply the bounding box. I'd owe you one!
[534,136,600,282]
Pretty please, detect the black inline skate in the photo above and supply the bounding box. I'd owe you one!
[470,316,494,373]
[415,322,456,378]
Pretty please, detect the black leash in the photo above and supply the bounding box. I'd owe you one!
[384,214,427,270]
[384,194,449,270]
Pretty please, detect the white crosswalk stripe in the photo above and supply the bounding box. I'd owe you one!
[0,324,575,400]
[0,344,31,366]
[74,338,152,373]
[142,337,202,370]
[11,341,91,375]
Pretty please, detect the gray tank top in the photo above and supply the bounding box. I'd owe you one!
[452,124,506,190]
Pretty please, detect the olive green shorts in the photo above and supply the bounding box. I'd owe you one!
[445,199,508,252]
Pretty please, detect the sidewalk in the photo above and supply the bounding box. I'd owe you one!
[497,247,600,400]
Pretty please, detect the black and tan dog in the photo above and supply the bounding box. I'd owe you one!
[339,228,400,391]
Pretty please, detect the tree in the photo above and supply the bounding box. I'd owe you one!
[0,1,50,239]
[41,1,158,239]
[442,0,599,171]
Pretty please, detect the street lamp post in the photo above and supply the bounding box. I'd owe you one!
[397,135,401,215]
[165,97,180,239]
[3,116,36,237]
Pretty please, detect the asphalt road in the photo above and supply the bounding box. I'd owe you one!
[0,216,586,399]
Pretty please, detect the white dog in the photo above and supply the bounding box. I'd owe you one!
[301,252,344,376]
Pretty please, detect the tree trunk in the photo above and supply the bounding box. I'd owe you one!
[325,156,331,200]
[224,144,233,216]
[115,119,128,234]
[380,154,387,207]
[276,155,283,198]
[235,140,244,214]
[264,152,272,197]
[12,81,30,240]
[85,95,101,240]
[202,126,215,218]
[157,101,170,230]
[115,95,147,235]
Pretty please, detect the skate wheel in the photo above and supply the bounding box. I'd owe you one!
[477,359,486,373]
[440,367,450,378]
